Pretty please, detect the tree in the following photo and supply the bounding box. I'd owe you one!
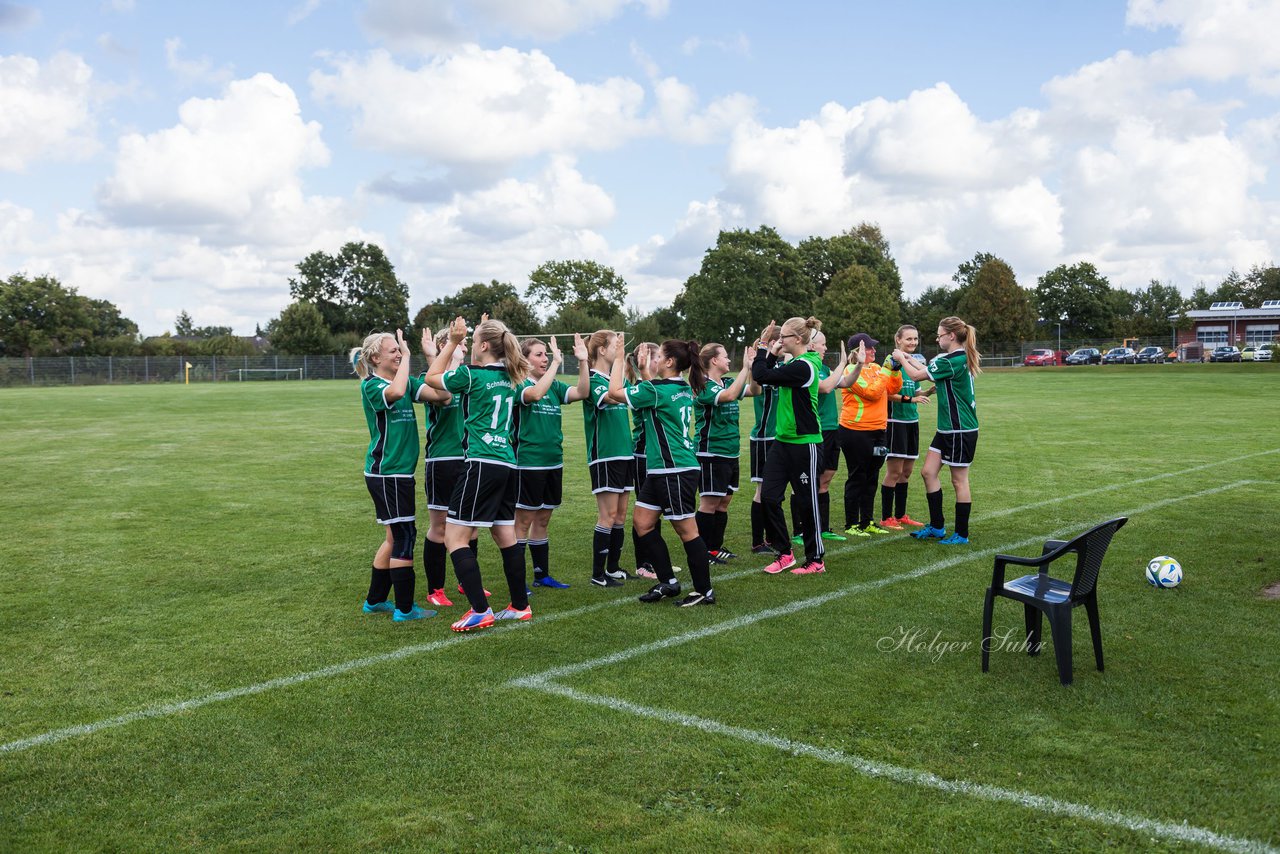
[845,222,904,307]
[953,251,1000,291]
[814,264,899,347]
[1131,280,1187,339]
[526,260,628,321]
[1035,262,1114,339]
[798,235,861,298]
[544,304,623,338]
[1243,264,1280,304]
[679,226,812,346]
[289,242,410,336]
[0,274,139,356]
[956,258,1035,352]
[268,301,330,354]
[415,280,541,334]
[906,285,962,342]
[175,310,195,337]
[194,335,257,357]
[1107,287,1138,338]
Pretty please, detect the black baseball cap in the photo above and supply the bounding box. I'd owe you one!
[847,332,878,349]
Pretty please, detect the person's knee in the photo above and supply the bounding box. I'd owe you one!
[390,521,416,561]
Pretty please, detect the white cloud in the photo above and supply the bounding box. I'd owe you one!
[680,32,750,58]
[98,73,335,243]
[287,0,322,26]
[361,0,667,47]
[164,37,234,86]
[0,52,99,172]
[651,76,756,144]
[310,47,647,167]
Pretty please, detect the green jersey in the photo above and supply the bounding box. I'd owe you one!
[630,394,646,457]
[624,378,699,473]
[817,362,839,431]
[423,378,465,461]
[695,376,742,458]
[515,377,571,468]
[584,370,633,463]
[361,375,426,475]
[442,363,519,466]
[884,356,922,424]
[750,385,777,441]
[926,350,978,432]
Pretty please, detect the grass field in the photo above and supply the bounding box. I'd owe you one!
[1,364,1278,852]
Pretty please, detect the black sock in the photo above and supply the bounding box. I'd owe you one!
[424,539,447,591]
[715,510,729,551]
[468,538,479,558]
[881,484,895,522]
[639,529,675,584]
[894,482,908,519]
[955,501,972,538]
[790,493,801,538]
[818,492,830,533]
[591,526,610,578]
[682,536,712,595]
[632,526,651,570]
[608,525,625,572]
[366,565,391,605]
[529,538,550,578]
[389,566,415,613]
[751,500,764,544]
[500,544,528,609]
[696,511,714,547]
[450,547,489,612]
[762,500,791,557]
[927,489,945,530]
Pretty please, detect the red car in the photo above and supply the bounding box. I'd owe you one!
[1023,348,1059,366]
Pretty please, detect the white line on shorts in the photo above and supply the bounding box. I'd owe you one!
[0,469,1269,756]
[526,681,1275,854]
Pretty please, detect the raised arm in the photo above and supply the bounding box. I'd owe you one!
[424,316,466,390]
[523,336,564,403]
[607,331,628,401]
[819,341,849,393]
[383,329,412,403]
[891,348,930,382]
[565,332,591,402]
[721,355,753,401]
[416,327,450,402]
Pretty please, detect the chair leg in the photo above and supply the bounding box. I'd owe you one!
[1048,606,1073,685]
[981,588,995,672]
[1084,595,1104,672]
[1024,604,1042,657]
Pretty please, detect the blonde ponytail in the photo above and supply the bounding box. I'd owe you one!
[939,316,982,376]
[350,332,393,380]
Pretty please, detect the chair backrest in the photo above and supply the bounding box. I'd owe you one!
[1063,517,1128,600]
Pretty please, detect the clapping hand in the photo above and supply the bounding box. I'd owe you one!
[448,316,466,345]
[421,327,437,359]
[571,332,588,363]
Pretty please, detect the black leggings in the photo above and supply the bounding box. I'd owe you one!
[839,427,885,528]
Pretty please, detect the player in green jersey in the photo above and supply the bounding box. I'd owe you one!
[514,333,590,591]
[608,334,717,607]
[789,329,852,545]
[746,324,780,553]
[694,342,752,563]
[879,325,934,530]
[584,330,635,588]
[351,330,436,623]
[425,316,555,631]
[893,316,981,545]
[752,317,833,575]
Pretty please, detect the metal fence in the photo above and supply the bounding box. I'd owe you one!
[0,355,356,387]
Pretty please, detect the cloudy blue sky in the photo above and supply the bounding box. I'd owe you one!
[2,0,1278,334]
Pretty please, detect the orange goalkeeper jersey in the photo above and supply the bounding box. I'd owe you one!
[839,362,902,431]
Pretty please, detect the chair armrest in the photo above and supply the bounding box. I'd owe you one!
[992,552,1052,587]
[1042,539,1070,555]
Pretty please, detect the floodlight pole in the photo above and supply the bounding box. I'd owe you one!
[1056,322,1062,355]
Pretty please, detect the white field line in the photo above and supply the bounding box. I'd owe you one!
[529,682,1277,854]
[509,481,1253,687]
[0,468,1270,756]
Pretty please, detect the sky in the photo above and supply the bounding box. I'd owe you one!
[2,0,1279,336]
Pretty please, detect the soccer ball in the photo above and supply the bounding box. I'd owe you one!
[1145,556,1182,588]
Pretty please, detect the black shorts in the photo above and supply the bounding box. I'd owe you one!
[424,458,465,510]
[698,456,740,497]
[820,429,840,473]
[447,460,517,527]
[929,430,978,467]
[632,454,648,491]
[749,438,774,483]
[635,469,700,521]
[516,466,563,510]
[886,420,920,460]
[590,458,634,494]
[366,474,415,524]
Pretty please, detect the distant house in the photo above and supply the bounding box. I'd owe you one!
[1179,301,1280,348]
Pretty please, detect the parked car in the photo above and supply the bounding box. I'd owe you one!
[1241,346,1257,361]
[1135,346,1166,363]
[1102,347,1138,364]
[1065,347,1101,365]
[1023,348,1058,366]
[1209,346,1241,362]
[1255,346,1273,362]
